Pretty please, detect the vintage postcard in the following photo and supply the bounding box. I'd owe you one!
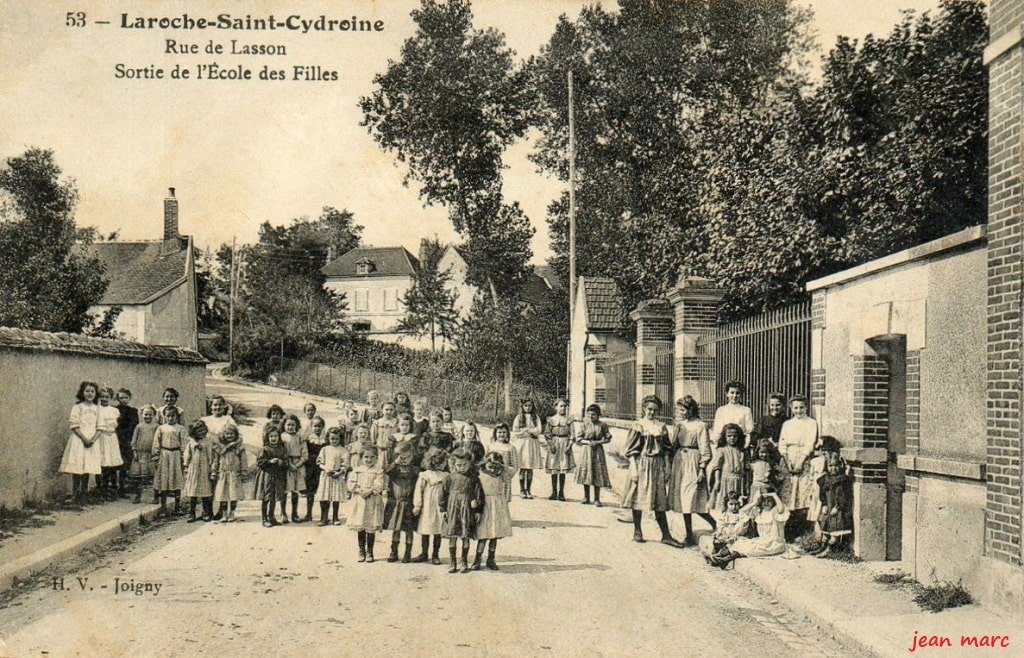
[0,1,1020,656]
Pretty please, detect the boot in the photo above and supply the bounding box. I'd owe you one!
[303,497,314,523]
[215,503,227,522]
[486,547,498,571]
[632,510,644,542]
[366,534,376,563]
[201,498,213,522]
[319,502,329,526]
[413,535,430,563]
[448,545,458,573]
[187,499,198,523]
[332,503,342,526]
[388,542,400,563]
[402,542,413,564]
[471,547,484,571]
[358,531,367,562]
[460,545,470,573]
[582,485,591,504]
[558,474,566,501]
[432,536,442,565]
[656,512,685,548]
[549,475,558,500]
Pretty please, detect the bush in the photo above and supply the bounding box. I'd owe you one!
[913,581,973,614]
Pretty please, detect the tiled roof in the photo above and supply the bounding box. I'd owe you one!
[88,240,190,305]
[321,247,419,278]
[519,270,553,307]
[582,277,624,331]
[0,326,206,364]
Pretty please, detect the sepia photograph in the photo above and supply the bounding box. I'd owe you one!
[0,0,1020,655]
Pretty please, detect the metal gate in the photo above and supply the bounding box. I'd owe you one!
[603,350,636,420]
[696,301,811,420]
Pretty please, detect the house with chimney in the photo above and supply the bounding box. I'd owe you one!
[87,188,198,350]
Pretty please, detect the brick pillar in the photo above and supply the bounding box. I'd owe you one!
[629,299,674,416]
[985,0,1024,568]
[847,354,890,560]
[665,277,726,420]
[810,289,827,417]
[584,343,608,410]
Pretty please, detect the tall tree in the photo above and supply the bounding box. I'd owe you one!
[0,148,109,333]
[396,239,459,353]
[360,0,535,296]
[529,0,813,314]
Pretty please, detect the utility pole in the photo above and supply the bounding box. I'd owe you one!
[228,237,236,368]
[568,70,577,329]
[567,70,577,407]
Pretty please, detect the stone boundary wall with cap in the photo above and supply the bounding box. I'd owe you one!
[0,327,206,508]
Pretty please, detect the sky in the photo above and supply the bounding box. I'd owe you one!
[0,0,944,265]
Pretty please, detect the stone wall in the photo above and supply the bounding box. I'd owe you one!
[0,328,206,508]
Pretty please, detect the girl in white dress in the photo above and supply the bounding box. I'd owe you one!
[201,395,237,444]
[710,380,755,450]
[212,424,246,522]
[511,399,543,499]
[709,491,791,569]
[60,381,102,503]
[97,387,123,499]
[315,428,350,526]
[487,423,519,502]
[347,447,386,563]
[473,451,516,571]
[281,415,308,523]
[413,449,448,564]
[778,395,818,539]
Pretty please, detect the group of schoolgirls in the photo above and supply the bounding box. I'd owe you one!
[695,381,853,568]
[60,383,247,523]
[253,391,518,573]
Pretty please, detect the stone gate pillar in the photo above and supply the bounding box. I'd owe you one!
[665,277,727,421]
[982,0,1024,611]
[629,299,673,415]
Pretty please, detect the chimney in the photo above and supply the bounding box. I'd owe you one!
[326,245,336,266]
[163,187,178,240]
[161,187,182,256]
[418,238,430,265]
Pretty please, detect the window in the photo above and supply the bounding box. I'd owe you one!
[351,321,371,332]
[355,258,375,275]
[383,287,398,311]
[354,288,369,311]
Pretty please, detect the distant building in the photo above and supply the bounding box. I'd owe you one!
[321,246,420,341]
[87,188,198,350]
[568,276,629,415]
[321,241,554,349]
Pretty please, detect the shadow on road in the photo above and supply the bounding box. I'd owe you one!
[498,562,611,574]
[512,519,605,529]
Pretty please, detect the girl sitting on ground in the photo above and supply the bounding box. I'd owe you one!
[700,492,750,564]
[708,489,791,569]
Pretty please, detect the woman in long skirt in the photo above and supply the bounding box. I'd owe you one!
[620,395,685,548]
[669,396,717,545]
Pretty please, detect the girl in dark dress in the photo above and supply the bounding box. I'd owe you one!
[440,447,484,573]
[303,416,327,522]
[254,425,289,527]
[383,442,422,563]
[114,388,139,498]
[814,453,852,557]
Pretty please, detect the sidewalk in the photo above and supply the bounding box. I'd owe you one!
[601,441,1021,658]
[0,499,160,594]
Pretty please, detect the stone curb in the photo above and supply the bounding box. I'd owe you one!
[0,504,161,595]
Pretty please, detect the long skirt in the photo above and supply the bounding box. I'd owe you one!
[98,431,124,468]
[214,472,243,504]
[712,473,744,512]
[669,448,710,514]
[544,436,576,473]
[731,535,786,557]
[315,473,348,503]
[183,465,213,498]
[620,456,668,512]
[383,497,418,532]
[253,471,285,502]
[442,496,477,539]
[786,470,815,511]
[347,494,383,532]
[304,463,321,497]
[575,444,611,488]
[513,436,543,470]
[60,435,102,475]
[475,494,512,540]
[820,509,852,536]
[130,452,154,478]
[154,450,184,492]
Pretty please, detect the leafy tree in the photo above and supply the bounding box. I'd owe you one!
[0,148,109,333]
[396,238,458,353]
[360,0,534,296]
[529,0,813,314]
[698,0,987,318]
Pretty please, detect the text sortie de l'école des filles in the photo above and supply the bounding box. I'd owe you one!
[119,13,385,34]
